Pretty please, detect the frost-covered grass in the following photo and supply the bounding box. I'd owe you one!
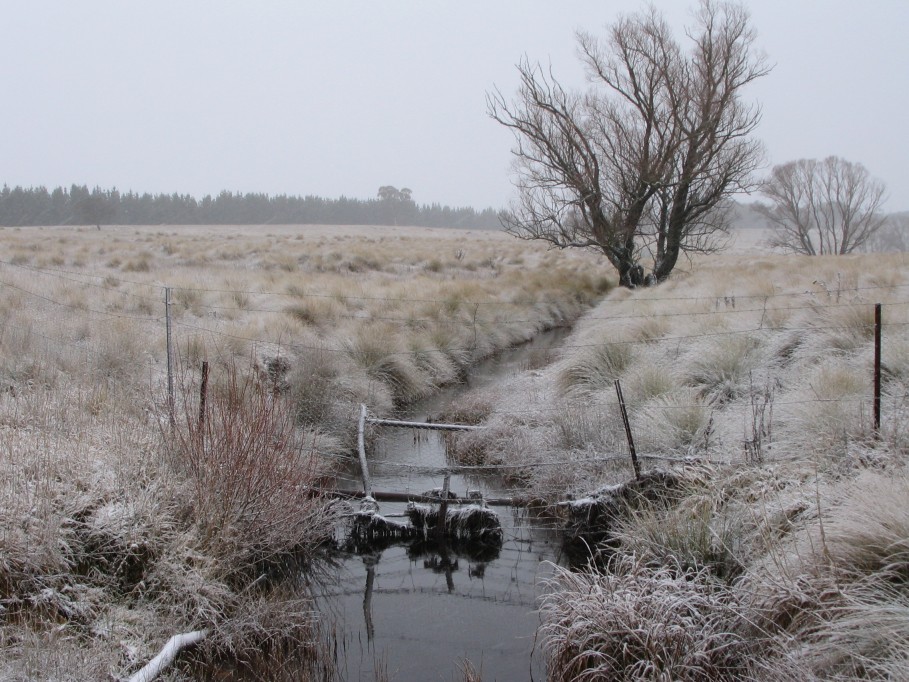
[6,223,909,679]
[441,248,909,679]
[0,373,339,680]
[0,223,611,679]
[0,224,610,446]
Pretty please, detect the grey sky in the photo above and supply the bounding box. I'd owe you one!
[2,1,908,212]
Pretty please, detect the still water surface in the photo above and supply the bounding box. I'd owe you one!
[322,330,570,681]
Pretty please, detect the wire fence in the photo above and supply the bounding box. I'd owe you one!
[2,258,906,481]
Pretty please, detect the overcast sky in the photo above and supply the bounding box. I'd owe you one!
[2,1,908,212]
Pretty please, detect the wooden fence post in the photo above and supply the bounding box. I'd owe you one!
[198,360,209,428]
[436,472,451,543]
[357,404,372,497]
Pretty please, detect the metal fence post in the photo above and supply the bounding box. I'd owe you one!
[874,303,882,437]
[615,379,641,480]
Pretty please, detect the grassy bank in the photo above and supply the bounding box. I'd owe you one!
[0,224,610,679]
[442,249,909,679]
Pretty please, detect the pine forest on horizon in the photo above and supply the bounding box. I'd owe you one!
[0,183,502,229]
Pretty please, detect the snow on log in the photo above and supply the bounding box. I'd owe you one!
[127,629,209,682]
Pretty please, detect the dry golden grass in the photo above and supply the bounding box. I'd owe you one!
[4,223,909,679]
[431,244,909,679]
[0,223,611,679]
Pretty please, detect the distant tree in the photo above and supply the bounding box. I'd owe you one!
[377,185,398,202]
[488,0,768,287]
[865,213,909,253]
[377,185,417,225]
[760,156,887,255]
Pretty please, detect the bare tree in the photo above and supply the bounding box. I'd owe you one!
[487,1,768,287]
[760,156,887,255]
[377,185,416,225]
[866,213,909,253]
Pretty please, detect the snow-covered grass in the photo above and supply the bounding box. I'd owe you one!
[0,371,340,680]
[0,223,610,679]
[540,554,755,681]
[5,222,909,679]
[442,248,909,679]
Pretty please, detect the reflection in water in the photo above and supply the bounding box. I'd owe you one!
[322,329,572,680]
[319,505,562,681]
[188,331,572,680]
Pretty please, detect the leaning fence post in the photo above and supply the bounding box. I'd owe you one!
[615,379,641,481]
[874,303,882,437]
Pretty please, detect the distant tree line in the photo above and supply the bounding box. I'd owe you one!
[0,184,503,229]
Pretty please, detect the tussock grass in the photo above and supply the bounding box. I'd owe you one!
[613,499,748,581]
[638,389,712,452]
[557,340,632,395]
[628,314,671,341]
[781,360,871,454]
[802,302,878,356]
[625,363,678,403]
[686,334,765,403]
[434,246,909,679]
[738,470,909,680]
[540,555,753,681]
[0,224,610,679]
[345,324,427,402]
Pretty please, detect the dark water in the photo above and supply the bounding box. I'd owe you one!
[322,329,571,681]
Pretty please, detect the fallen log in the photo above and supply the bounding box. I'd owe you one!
[127,629,209,682]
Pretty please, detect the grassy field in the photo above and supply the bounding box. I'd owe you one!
[2,222,908,680]
[0,223,610,680]
[442,246,909,680]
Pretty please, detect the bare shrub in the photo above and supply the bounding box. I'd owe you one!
[166,364,338,572]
